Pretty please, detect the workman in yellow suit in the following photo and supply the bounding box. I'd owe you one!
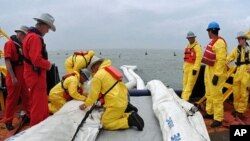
[227,31,250,117]
[202,22,227,128]
[48,69,90,114]
[64,50,95,73]
[79,56,144,131]
[181,31,202,101]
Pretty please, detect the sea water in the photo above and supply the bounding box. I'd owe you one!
[48,49,184,90]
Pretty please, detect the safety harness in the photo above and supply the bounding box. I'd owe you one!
[23,27,48,74]
[98,66,123,105]
[9,35,24,66]
[71,51,89,68]
[235,45,250,66]
[60,72,84,101]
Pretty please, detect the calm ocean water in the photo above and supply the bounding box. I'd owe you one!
[48,49,184,90]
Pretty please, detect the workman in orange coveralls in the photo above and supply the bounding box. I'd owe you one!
[23,13,56,126]
[3,26,30,130]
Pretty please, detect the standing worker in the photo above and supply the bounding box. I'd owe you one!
[79,56,144,131]
[64,50,95,74]
[23,13,56,126]
[227,31,250,118]
[181,31,202,101]
[202,21,227,128]
[48,69,90,114]
[3,26,30,130]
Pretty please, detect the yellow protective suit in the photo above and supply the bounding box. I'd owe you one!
[181,40,202,101]
[0,66,7,77]
[48,71,86,114]
[64,50,94,73]
[84,59,129,130]
[204,38,227,122]
[227,46,250,113]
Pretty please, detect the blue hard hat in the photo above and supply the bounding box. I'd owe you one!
[207,22,220,31]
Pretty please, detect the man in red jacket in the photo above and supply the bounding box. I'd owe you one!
[23,13,56,126]
[3,26,30,130]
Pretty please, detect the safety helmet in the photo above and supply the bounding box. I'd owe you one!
[235,31,249,40]
[207,21,220,31]
[186,31,196,38]
[87,56,104,71]
[80,69,91,80]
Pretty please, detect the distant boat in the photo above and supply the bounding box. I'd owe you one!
[145,51,148,55]
[99,52,102,55]
[174,52,176,56]
[118,53,121,58]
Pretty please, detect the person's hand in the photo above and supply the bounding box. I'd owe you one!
[79,104,87,110]
[192,70,197,75]
[212,75,219,86]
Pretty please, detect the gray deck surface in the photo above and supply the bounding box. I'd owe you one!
[96,96,163,141]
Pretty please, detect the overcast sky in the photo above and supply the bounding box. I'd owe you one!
[0,0,250,52]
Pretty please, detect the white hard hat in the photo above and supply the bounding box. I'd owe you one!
[87,56,104,71]
[33,13,56,32]
[186,31,196,38]
[80,69,91,80]
[236,31,249,40]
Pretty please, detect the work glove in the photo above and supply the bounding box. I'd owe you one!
[212,75,219,86]
[192,70,197,75]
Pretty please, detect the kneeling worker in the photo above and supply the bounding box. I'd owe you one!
[79,56,144,131]
[48,69,90,114]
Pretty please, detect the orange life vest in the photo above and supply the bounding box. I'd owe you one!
[73,51,88,56]
[184,47,196,64]
[202,37,226,66]
[104,66,123,80]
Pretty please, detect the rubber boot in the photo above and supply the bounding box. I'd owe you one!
[210,120,222,128]
[5,122,14,131]
[125,102,138,113]
[128,112,144,131]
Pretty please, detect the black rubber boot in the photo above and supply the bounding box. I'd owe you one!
[202,113,213,119]
[125,102,138,113]
[210,120,222,128]
[5,122,15,131]
[128,112,144,131]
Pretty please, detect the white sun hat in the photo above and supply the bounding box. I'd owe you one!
[33,13,56,32]
[236,31,249,40]
[15,25,29,34]
[88,56,104,71]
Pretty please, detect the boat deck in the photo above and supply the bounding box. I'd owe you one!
[0,99,249,141]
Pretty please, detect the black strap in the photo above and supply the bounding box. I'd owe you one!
[235,45,250,66]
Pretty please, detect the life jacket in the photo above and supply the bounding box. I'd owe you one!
[235,45,250,66]
[202,37,226,66]
[72,51,89,67]
[23,27,48,74]
[98,66,124,105]
[184,47,196,64]
[61,72,83,101]
[10,35,24,66]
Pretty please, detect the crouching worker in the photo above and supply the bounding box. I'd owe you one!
[79,56,144,131]
[48,69,90,114]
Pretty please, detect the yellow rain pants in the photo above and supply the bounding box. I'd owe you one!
[204,38,227,122]
[181,40,202,101]
[65,50,94,73]
[227,47,250,113]
[84,60,129,130]
[48,71,86,113]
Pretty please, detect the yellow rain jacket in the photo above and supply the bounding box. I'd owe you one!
[204,38,227,122]
[48,71,86,114]
[182,40,202,101]
[85,59,129,130]
[64,50,94,73]
[227,46,250,113]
